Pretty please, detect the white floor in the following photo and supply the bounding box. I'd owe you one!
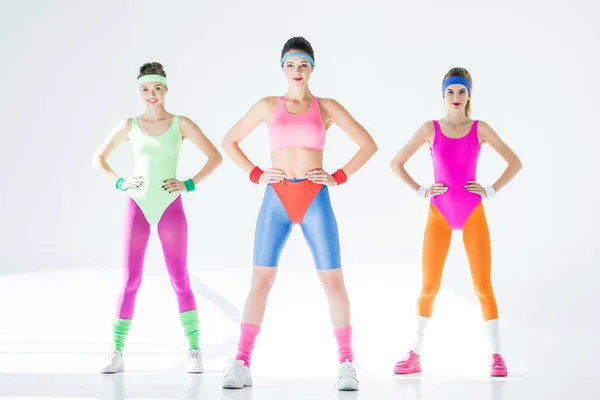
[0,264,590,399]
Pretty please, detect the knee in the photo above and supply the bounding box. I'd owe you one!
[474,282,494,300]
[250,270,276,294]
[170,276,191,293]
[123,275,142,293]
[319,272,346,296]
[420,283,440,299]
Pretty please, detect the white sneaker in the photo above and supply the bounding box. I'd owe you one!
[222,359,252,389]
[100,349,124,374]
[336,360,359,391]
[186,350,204,373]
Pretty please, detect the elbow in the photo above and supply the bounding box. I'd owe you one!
[361,138,378,157]
[513,157,523,172]
[221,139,234,157]
[91,154,101,169]
[221,137,233,151]
[221,138,240,158]
[212,151,224,166]
[370,140,379,156]
[390,160,405,176]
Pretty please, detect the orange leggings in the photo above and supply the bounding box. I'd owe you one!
[417,202,498,321]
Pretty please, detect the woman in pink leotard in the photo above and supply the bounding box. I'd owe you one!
[391,67,522,376]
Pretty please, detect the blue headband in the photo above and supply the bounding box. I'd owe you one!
[280,52,315,68]
[442,76,470,97]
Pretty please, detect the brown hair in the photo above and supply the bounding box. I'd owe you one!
[281,37,315,63]
[137,62,166,79]
[443,67,472,117]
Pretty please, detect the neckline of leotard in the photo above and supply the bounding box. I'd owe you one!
[134,115,178,138]
[436,119,478,140]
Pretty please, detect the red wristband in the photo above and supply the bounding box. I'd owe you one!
[249,166,264,184]
[331,169,347,185]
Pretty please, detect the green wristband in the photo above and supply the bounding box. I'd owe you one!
[115,177,125,191]
[184,178,195,193]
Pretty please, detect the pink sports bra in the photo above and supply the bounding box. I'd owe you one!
[268,96,326,151]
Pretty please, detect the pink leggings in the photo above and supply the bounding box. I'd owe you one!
[116,196,197,319]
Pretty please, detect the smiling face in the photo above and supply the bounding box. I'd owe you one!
[282,51,313,86]
[139,82,167,107]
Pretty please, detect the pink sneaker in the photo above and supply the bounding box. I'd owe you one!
[393,351,421,374]
[490,353,508,377]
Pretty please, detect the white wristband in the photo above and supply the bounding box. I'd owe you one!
[417,186,427,198]
[485,185,496,198]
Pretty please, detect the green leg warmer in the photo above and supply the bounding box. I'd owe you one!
[179,310,200,350]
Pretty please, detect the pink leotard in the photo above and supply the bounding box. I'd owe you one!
[430,120,481,230]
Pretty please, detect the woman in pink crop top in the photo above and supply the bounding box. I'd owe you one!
[390,67,522,377]
[221,36,377,391]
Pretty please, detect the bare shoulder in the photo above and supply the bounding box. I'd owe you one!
[114,118,133,136]
[262,96,279,104]
[260,96,279,112]
[420,120,435,132]
[317,98,347,124]
[178,116,201,137]
[477,119,491,129]
[476,120,497,137]
[178,115,195,127]
[243,96,276,115]
[120,118,133,129]
[317,97,342,111]
[418,120,435,140]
